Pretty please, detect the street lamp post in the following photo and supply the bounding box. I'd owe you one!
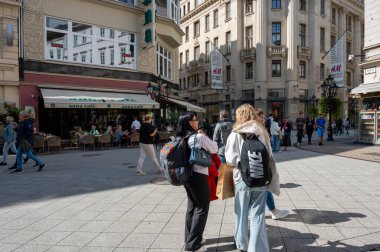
[321,74,338,141]
[146,75,171,122]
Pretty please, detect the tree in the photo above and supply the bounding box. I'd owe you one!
[319,97,343,119]
[308,106,319,118]
[0,103,22,125]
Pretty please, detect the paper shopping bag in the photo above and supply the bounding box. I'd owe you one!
[216,163,235,200]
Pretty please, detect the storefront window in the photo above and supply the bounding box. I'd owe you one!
[361,98,380,111]
[45,17,136,69]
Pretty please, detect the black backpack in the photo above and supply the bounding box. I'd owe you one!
[160,135,192,186]
[238,134,272,187]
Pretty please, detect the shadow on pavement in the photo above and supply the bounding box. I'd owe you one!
[280,183,302,189]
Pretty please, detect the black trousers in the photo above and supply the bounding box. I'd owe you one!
[184,172,210,251]
[297,129,304,143]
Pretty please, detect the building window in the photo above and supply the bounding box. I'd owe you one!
[194,21,200,38]
[213,9,218,27]
[183,78,186,89]
[183,5,186,16]
[331,8,336,24]
[272,22,281,46]
[180,52,183,68]
[320,0,325,15]
[320,63,325,80]
[157,44,173,80]
[299,24,306,47]
[246,26,253,49]
[49,50,54,59]
[347,72,351,86]
[299,61,306,78]
[187,2,190,12]
[331,35,336,47]
[246,0,253,13]
[225,2,231,20]
[214,37,218,48]
[226,65,231,81]
[346,42,351,56]
[246,62,253,79]
[226,31,231,54]
[205,71,209,85]
[205,41,210,61]
[272,60,281,77]
[272,0,281,9]
[185,50,189,66]
[300,0,306,11]
[320,27,325,52]
[347,16,352,31]
[205,15,210,32]
[185,26,189,41]
[45,17,136,69]
[194,46,200,60]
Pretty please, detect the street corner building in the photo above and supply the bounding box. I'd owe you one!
[16,0,191,138]
[178,0,364,123]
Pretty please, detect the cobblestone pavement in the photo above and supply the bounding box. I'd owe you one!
[0,145,379,252]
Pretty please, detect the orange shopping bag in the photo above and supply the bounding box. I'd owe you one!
[216,163,235,200]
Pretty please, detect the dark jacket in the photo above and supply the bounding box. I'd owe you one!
[212,118,233,156]
[16,119,34,145]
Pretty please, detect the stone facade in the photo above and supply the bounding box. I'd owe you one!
[178,0,364,122]
[0,0,20,108]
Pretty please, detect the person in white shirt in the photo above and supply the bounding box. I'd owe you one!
[131,116,141,131]
[270,117,281,153]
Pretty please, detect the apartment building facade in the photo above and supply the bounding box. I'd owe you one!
[0,0,20,109]
[179,0,364,122]
[20,0,183,136]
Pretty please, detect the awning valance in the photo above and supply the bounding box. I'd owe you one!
[351,82,380,95]
[40,88,160,109]
[167,98,205,113]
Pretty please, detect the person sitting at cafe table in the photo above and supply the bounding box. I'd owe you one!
[114,125,128,146]
[104,125,114,136]
[88,124,100,135]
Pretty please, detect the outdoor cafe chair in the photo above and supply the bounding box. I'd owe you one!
[46,136,61,153]
[129,133,140,148]
[33,135,46,154]
[79,135,95,150]
[97,134,111,149]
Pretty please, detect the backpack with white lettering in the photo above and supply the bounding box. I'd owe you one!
[160,135,192,186]
[238,133,272,187]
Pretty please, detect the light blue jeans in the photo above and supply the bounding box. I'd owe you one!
[271,135,279,153]
[234,181,269,252]
[2,141,17,163]
[16,146,44,170]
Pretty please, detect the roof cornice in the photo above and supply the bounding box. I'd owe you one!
[181,0,219,23]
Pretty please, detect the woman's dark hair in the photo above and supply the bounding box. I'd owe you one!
[273,117,278,123]
[176,113,197,137]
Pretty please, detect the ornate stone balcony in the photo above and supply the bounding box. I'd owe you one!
[297,46,311,60]
[240,48,256,61]
[267,46,287,58]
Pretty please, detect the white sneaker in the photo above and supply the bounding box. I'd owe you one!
[137,171,146,176]
[194,245,207,252]
[271,209,289,220]
[201,238,206,244]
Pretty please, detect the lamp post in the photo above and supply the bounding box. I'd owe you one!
[146,75,171,122]
[321,74,338,141]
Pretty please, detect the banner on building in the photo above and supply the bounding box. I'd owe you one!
[211,48,223,89]
[329,33,346,87]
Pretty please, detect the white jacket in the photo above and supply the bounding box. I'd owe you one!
[270,121,280,136]
[225,120,281,196]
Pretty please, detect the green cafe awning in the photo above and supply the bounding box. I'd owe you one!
[41,88,159,109]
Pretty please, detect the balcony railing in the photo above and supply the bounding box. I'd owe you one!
[297,46,311,59]
[267,46,287,58]
[240,48,256,61]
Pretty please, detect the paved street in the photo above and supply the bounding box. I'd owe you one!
[0,145,379,252]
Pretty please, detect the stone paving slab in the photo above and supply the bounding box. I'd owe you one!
[0,145,380,251]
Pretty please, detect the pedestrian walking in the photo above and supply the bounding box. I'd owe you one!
[176,113,218,252]
[270,117,280,153]
[0,116,17,166]
[316,114,326,146]
[282,118,292,151]
[343,117,350,135]
[212,110,233,163]
[225,104,280,252]
[305,116,315,145]
[295,111,305,145]
[136,115,163,176]
[12,111,46,173]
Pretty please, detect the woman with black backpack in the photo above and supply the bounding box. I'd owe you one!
[177,113,218,252]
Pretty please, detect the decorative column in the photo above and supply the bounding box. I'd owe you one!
[353,17,362,86]
[286,0,299,119]
[255,0,267,112]
[338,7,348,115]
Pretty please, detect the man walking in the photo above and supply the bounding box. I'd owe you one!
[212,110,233,163]
[316,113,326,146]
[295,111,306,145]
[12,111,46,173]
[0,116,17,166]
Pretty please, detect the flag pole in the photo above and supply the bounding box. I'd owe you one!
[206,36,229,62]
[322,29,348,60]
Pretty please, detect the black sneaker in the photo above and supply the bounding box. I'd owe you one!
[32,163,39,167]
[37,164,46,172]
[23,158,29,164]
[8,166,17,170]
[11,169,23,173]
[0,161,7,166]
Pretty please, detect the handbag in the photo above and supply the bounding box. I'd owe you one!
[216,163,235,200]
[189,135,212,167]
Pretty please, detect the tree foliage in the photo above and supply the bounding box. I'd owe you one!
[319,97,343,119]
[0,103,22,125]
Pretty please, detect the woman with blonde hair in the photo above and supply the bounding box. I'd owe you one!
[225,104,280,252]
